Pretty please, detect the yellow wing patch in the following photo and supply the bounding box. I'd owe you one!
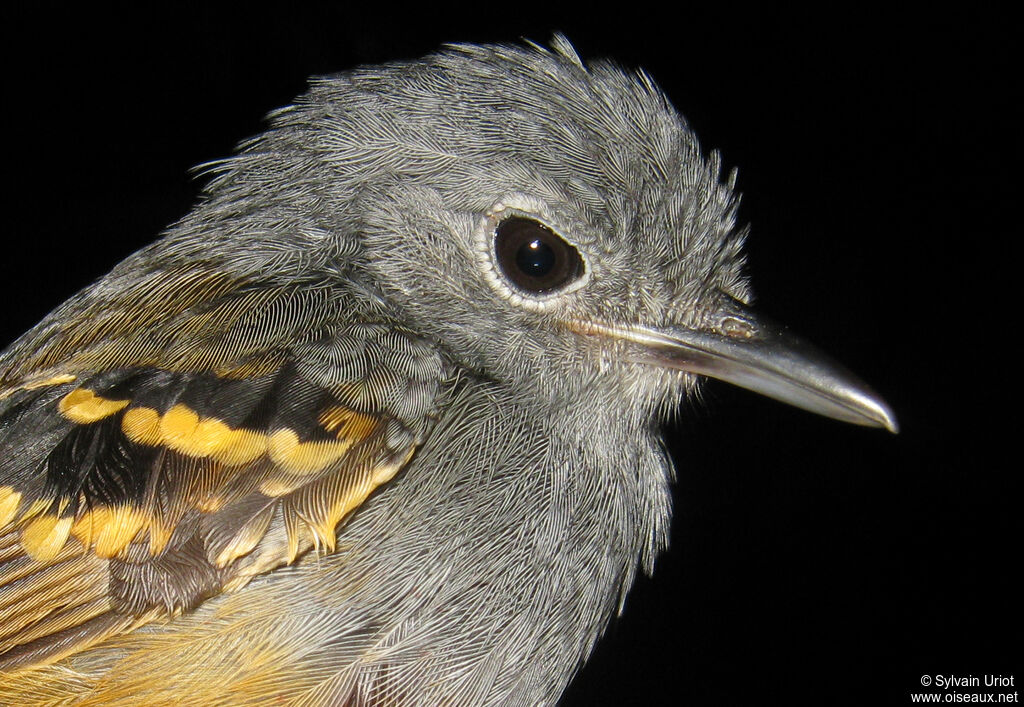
[57,388,129,424]
[266,429,353,476]
[8,387,404,566]
[0,487,22,527]
[158,404,268,466]
[120,406,163,445]
[0,373,78,401]
[121,402,377,474]
[320,405,380,439]
[71,506,153,558]
[19,514,74,562]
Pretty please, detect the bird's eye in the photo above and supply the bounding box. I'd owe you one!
[493,217,584,294]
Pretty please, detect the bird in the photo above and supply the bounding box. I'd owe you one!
[0,36,895,705]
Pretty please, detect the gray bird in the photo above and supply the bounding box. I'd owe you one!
[0,37,894,704]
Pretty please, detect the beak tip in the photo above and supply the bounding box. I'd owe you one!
[878,414,899,435]
[879,407,899,435]
[859,395,898,434]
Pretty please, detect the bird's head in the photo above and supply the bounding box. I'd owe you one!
[208,37,894,431]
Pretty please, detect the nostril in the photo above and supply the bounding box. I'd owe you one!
[718,316,756,339]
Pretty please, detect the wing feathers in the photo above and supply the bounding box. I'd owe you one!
[0,325,447,672]
[0,611,142,673]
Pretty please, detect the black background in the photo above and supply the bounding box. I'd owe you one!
[1,6,1014,705]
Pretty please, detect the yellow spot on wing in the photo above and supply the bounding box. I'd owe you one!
[200,423,266,466]
[157,404,267,465]
[72,506,149,557]
[122,406,162,445]
[58,388,130,424]
[267,429,353,475]
[0,487,22,527]
[148,521,175,556]
[20,514,74,562]
[159,404,201,448]
[21,373,78,391]
[70,507,108,548]
[94,506,147,558]
[305,446,416,554]
[319,406,379,441]
[0,373,77,401]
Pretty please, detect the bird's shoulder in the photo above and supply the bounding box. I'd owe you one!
[0,262,452,671]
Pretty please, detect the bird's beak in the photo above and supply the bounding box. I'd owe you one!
[569,298,898,432]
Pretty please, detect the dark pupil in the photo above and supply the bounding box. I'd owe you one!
[515,238,556,277]
[493,216,583,294]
